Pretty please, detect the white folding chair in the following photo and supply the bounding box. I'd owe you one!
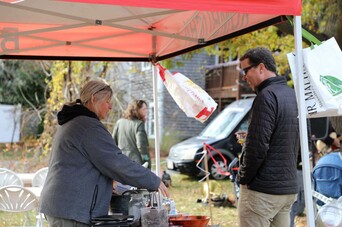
[31,167,48,227]
[0,168,24,187]
[32,167,48,187]
[0,185,43,227]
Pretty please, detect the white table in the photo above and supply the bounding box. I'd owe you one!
[25,187,43,199]
[17,173,35,187]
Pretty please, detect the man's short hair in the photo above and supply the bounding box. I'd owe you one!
[239,47,277,74]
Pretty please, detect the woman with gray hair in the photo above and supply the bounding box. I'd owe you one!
[40,79,168,226]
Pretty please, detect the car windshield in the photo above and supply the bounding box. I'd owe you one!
[200,107,247,139]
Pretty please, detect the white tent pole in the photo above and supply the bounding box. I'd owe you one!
[152,64,161,177]
[153,63,160,177]
[293,16,315,227]
[151,33,161,177]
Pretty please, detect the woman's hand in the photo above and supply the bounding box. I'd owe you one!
[158,181,170,198]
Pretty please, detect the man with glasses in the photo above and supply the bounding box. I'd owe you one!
[236,47,299,227]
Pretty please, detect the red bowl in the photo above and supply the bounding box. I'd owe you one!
[169,215,210,227]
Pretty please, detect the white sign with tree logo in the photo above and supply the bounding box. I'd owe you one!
[287,37,342,118]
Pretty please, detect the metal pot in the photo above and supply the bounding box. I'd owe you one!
[110,189,150,216]
[110,193,131,215]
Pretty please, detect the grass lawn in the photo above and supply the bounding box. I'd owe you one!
[166,174,309,227]
[167,173,239,227]
[168,173,307,227]
[0,213,37,227]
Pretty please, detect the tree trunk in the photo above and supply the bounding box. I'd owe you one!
[322,1,342,45]
[323,1,342,133]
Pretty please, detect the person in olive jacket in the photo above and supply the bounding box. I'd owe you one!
[112,100,151,168]
[40,79,168,226]
[236,47,299,227]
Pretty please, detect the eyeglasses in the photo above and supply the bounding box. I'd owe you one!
[240,63,259,77]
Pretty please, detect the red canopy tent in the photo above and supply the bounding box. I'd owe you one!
[0,1,314,225]
[1,0,300,61]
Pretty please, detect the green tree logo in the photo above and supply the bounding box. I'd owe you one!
[320,75,342,96]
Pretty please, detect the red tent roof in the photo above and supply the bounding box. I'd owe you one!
[0,0,301,61]
[65,0,302,15]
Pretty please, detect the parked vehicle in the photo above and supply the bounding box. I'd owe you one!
[167,98,254,180]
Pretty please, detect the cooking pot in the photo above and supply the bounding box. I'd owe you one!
[110,194,131,215]
[110,190,150,216]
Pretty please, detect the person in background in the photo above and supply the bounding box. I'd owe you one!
[112,100,151,168]
[236,47,299,227]
[40,79,168,226]
[316,120,341,154]
[290,118,340,227]
[162,170,172,188]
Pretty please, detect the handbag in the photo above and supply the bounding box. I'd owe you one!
[156,63,217,123]
[287,37,342,118]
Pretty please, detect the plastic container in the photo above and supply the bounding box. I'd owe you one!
[162,198,176,215]
[169,215,210,227]
[129,193,145,225]
[316,202,342,227]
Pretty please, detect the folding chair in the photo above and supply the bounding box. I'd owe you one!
[0,168,24,187]
[31,167,49,227]
[32,167,48,187]
[0,185,43,227]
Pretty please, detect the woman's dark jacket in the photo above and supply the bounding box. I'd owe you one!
[236,76,300,195]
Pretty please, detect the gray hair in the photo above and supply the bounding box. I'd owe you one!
[80,79,113,105]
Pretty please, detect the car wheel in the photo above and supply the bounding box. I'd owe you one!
[209,157,229,180]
